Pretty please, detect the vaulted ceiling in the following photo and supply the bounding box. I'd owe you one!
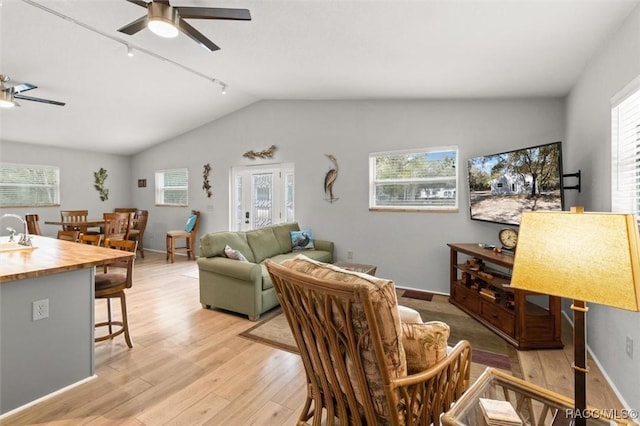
[1,0,638,155]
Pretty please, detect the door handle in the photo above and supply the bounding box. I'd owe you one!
[245,211,250,224]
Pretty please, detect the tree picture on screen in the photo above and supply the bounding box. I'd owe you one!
[468,141,564,226]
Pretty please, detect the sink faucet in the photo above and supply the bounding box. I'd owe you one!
[1,214,32,246]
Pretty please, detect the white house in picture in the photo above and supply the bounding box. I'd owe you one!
[490,171,533,195]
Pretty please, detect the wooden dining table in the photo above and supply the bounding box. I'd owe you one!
[44,219,104,235]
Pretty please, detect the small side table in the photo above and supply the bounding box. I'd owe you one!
[441,368,635,425]
[333,261,377,276]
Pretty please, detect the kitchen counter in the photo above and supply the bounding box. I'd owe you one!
[0,235,132,282]
[0,235,134,416]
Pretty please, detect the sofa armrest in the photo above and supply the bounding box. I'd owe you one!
[197,256,262,282]
[313,239,334,254]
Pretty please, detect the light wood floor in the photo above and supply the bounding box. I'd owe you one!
[0,252,624,425]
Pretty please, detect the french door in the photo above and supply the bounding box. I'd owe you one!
[230,163,294,231]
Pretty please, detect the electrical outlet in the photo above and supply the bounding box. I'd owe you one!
[626,336,634,359]
[347,250,354,260]
[33,299,49,321]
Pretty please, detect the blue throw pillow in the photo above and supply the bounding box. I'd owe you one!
[185,214,197,232]
[290,230,315,250]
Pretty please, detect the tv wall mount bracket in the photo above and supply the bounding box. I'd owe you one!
[563,170,581,192]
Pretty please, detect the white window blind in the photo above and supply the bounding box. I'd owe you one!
[369,146,458,211]
[155,168,188,206]
[612,77,640,217]
[0,163,60,207]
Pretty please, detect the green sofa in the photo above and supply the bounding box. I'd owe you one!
[197,222,334,320]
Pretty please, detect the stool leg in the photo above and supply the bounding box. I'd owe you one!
[120,292,132,348]
[107,298,113,335]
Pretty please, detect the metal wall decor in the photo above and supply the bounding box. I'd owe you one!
[202,163,212,198]
[94,167,109,201]
[324,154,339,203]
[243,145,276,160]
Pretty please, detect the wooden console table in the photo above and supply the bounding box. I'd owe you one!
[448,243,563,350]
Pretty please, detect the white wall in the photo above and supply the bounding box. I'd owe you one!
[0,141,131,236]
[565,4,640,411]
[133,98,565,293]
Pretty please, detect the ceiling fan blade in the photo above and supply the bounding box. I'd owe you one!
[177,7,251,21]
[125,0,149,8]
[118,15,149,35]
[178,19,220,52]
[9,83,37,94]
[14,94,65,106]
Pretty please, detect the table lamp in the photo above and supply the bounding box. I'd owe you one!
[511,207,640,426]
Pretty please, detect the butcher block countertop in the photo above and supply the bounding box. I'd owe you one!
[0,236,134,283]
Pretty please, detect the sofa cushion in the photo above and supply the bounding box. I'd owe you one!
[272,222,300,253]
[401,321,450,374]
[246,227,281,263]
[280,254,406,423]
[200,232,255,263]
[268,249,332,265]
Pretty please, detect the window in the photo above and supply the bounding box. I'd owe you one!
[0,163,60,207]
[612,76,640,218]
[155,168,188,206]
[369,146,458,211]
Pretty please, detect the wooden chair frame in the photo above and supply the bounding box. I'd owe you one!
[25,214,42,235]
[103,212,131,243]
[57,230,80,242]
[266,260,472,426]
[166,210,200,263]
[128,210,148,258]
[95,239,137,348]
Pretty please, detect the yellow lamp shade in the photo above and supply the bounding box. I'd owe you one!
[510,210,640,311]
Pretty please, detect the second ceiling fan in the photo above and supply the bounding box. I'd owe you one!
[118,0,251,52]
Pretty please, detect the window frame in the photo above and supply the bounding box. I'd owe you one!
[155,168,189,207]
[611,75,640,220]
[369,146,459,212]
[0,162,60,207]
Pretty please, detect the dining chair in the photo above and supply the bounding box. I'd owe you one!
[114,208,137,214]
[102,212,131,243]
[95,239,137,348]
[78,233,103,246]
[127,210,148,258]
[25,214,42,235]
[56,230,80,242]
[166,210,200,263]
[60,209,100,235]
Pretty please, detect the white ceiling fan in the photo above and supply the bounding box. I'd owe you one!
[0,74,66,108]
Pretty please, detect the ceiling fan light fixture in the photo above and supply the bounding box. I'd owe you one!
[0,91,16,108]
[147,2,179,38]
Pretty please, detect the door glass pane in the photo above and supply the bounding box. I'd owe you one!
[234,175,243,231]
[252,173,273,228]
[285,172,295,223]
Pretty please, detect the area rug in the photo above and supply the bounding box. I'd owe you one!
[239,289,522,379]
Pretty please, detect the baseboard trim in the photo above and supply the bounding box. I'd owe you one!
[0,375,97,419]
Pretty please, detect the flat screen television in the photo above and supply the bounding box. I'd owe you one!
[467,141,564,226]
